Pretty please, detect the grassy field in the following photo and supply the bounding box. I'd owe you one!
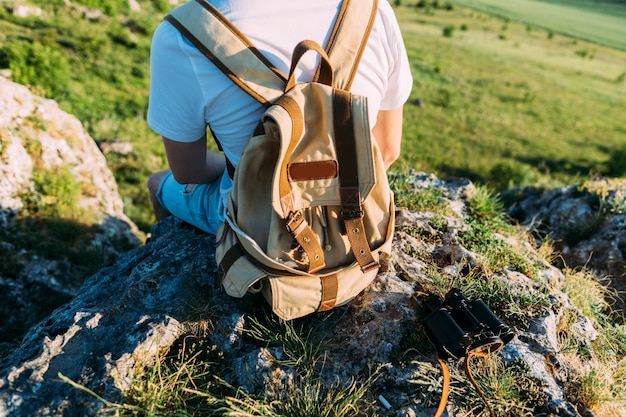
[394,2,626,190]
[1,0,625,229]
[445,0,626,51]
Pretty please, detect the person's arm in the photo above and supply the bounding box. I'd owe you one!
[372,105,404,169]
[162,134,226,184]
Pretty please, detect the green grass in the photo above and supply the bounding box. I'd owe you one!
[446,0,626,51]
[0,1,166,233]
[395,4,626,191]
[2,1,625,229]
[557,268,626,416]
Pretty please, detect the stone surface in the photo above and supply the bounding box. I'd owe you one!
[506,179,626,311]
[1,174,621,416]
[0,76,141,352]
[1,77,625,416]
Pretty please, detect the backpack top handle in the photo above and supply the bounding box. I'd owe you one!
[285,40,334,92]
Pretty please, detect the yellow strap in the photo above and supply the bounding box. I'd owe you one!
[432,335,504,417]
[343,216,379,272]
[273,95,326,273]
[285,210,326,273]
[463,340,504,417]
[166,0,286,106]
[318,274,338,311]
[435,354,451,417]
[317,0,378,90]
[168,0,378,102]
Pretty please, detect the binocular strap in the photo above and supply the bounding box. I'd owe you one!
[433,338,504,417]
[434,354,451,417]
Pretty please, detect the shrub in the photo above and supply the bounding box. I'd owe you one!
[487,160,539,192]
[1,41,70,97]
[443,24,455,37]
[605,144,626,177]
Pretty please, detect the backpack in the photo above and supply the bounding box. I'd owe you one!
[166,0,394,320]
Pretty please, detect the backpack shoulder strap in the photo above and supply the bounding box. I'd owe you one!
[320,0,378,90]
[166,0,377,103]
[166,0,287,107]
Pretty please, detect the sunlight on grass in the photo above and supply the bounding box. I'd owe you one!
[395,4,626,189]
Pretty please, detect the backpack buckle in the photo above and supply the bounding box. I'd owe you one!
[286,211,306,234]
[341,208,363,220]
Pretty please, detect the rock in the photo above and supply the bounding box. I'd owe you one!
[3,172,619,416]
[11,5,43,18]
[505,179,626,311]
[0,218,224,417]
[0,76,141,352]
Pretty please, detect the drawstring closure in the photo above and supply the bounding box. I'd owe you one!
[318,206,332,251]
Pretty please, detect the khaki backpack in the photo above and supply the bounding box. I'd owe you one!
[167,0,395,320]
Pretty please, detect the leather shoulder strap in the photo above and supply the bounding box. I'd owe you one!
[319,0,378,90]
[166,0,287,106]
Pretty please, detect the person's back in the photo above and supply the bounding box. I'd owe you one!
[147,0,412,236]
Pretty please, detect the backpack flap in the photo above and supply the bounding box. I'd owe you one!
[264,260,381,320]
[268,90,376,214]
[216,222,267,297]
[267,42,376,216]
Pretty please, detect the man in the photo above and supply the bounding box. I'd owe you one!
[147,0,413,235]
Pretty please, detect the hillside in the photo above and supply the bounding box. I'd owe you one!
[1,0,625,231]
[446,0,626,51]
[396,2,626,189]
[1,2,625,416]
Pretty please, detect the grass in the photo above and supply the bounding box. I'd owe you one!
[0,0,165,233]
[245,315,329,373]
[445,0,626,51]
[389,172,455,215]
[409,357,548,416]
[557,268,626,416]
[74,315,379,417]
[394,3,626,191]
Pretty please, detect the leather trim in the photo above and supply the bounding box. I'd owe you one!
[287,160,338,182]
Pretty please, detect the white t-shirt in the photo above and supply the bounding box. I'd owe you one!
[147,0,413,210]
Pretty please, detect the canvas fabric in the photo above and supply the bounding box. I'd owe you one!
[167,0,395,320]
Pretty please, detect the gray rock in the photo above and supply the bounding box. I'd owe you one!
[0,218,222,417]
[506,179,626,311]
[0,188,599,417]
[0,76,142,351]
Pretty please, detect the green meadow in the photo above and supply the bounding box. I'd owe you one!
[446,0,626,51]
[0,0,625,229]
[395,2,626,191]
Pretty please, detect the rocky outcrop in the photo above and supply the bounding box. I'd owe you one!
[506,179,626,310]
[1,77,624,417]
[1,173,621,417]
[0,77,141,352]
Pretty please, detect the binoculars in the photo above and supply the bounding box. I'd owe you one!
[413,288,515,359]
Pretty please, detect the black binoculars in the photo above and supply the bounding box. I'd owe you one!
[413,288,515,359]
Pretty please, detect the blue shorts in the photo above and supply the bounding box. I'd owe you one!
[156,172,225,235]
